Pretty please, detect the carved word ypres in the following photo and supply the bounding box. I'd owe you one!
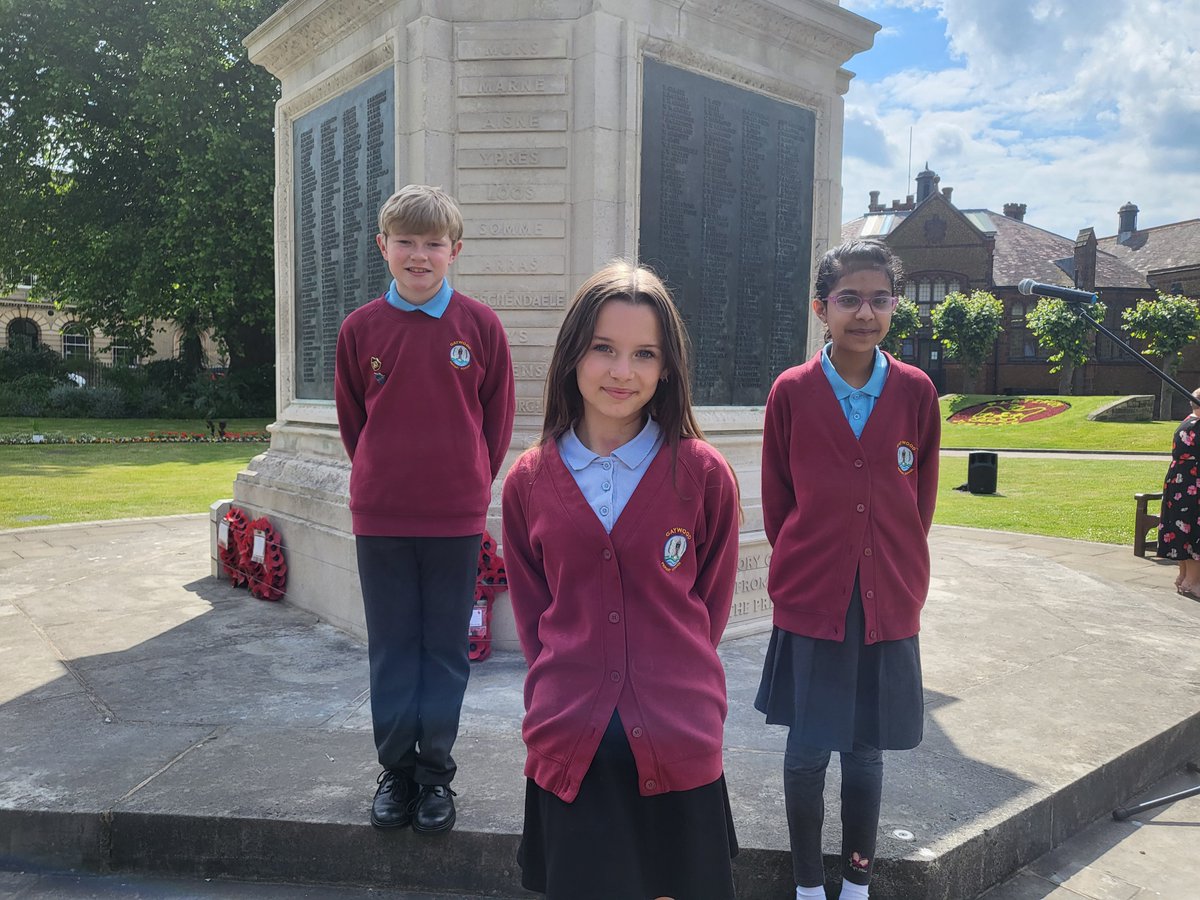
[480,149,543,167]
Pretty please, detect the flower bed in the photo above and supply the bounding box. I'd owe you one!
[1,430,270,445]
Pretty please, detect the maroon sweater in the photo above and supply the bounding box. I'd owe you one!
[501,438,740,802]
[335,292,515,537]
[761,352,940,643]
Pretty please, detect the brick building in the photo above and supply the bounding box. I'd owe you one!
[2,275,221,376]
[842,167,1200,413]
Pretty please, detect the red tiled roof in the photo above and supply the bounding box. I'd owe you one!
[842,207,1149,291]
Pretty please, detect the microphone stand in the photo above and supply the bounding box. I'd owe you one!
[1056,299,1200,818]
[1064,301,1197,408]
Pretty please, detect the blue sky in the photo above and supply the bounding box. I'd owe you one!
[837,0,1200,238]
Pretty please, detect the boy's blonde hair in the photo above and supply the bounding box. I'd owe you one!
[377,184,464,242]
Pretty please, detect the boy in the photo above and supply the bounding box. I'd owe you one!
[335,184,515,833]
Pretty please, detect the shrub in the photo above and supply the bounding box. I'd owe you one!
[46,383,93,416]
[87,386,129,418]
[0,343,69,383]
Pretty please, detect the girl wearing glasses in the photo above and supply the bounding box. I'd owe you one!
[756,240,941,900]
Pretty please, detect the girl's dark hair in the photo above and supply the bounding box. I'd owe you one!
[541,260,704,448]
[813,239,905,300]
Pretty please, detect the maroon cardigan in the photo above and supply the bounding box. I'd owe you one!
[501,437,740,802]
[761,352,941,643]
[334,291,515,537]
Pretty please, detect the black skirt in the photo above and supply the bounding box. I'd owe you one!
[518,711,738,900]
[755,579,924,752]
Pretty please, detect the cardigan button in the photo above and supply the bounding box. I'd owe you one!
[644,779,657,791]
[856,503,865,513]
[865,590,875,600]
[602,549,612,560]
[610,670,622,682]
[631,726,643,738]
[869,629,878,639]
[609,611,621,623]
[854,459,864,468]
[864,547,872,556]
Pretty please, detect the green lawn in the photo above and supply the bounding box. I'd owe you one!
[940,395,1177,452]
[0,405,1178,542]
[0,442,264,529]
[935,456,1164,544]
[0,417,271,441]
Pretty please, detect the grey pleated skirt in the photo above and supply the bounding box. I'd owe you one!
[755,578,925,752]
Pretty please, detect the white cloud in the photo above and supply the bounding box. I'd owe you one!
[840,0,1200,236]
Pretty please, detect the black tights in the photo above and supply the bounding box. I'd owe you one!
[784,731,883,888]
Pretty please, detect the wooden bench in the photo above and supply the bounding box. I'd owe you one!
[1134,492,1163,557]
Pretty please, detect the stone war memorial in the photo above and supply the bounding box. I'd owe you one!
[218,0,877,646]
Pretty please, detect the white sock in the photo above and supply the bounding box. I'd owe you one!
[795,886,825,899]
[839,881,870,900]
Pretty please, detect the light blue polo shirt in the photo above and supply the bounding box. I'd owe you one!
[386,278,453,318]
[820,343,889,438]
[558,417,664,534]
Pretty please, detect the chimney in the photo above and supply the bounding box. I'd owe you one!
[1003,203,1027,222]
[915,164,937,203]
[1074,228,1097,292]
[869,190,881,212]
[1118,202,1139,243]
[941,186,953,203]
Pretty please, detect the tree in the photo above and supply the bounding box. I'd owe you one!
[879,297,920,357]
[1025,297,1107,395]
[929,290,1004,394]
[1121,292,1200,418]
[0,0,285,372]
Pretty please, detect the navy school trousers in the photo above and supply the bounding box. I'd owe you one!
[355,534,482,785]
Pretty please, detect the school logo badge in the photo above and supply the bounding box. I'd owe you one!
[896,441,917,474]
[661,527,692,572]
[369,356,386,385]
[449,341,472,369]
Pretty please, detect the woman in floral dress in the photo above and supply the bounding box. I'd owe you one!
[1157,389,1200,596]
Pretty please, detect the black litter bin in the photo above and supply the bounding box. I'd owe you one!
[967,451,998,494]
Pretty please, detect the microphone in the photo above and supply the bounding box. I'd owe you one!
[1017,278,1099,305]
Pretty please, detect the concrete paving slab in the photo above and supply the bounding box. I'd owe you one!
[981,766,1200,899]
[1,515,1198,900]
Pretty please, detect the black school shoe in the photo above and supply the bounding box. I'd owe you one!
[411,784,457,834]
[371,770,416,828]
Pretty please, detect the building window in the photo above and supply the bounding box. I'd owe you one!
[1009,301,1048,361]
[62,323,91,359]
[110,342,137,367]
[906,276,964,320]
[7,317,40,351]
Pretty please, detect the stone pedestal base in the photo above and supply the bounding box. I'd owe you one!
[214,409,774,649]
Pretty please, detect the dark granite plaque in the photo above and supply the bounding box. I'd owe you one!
[639,59,815,405]
[292,67,394,401]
